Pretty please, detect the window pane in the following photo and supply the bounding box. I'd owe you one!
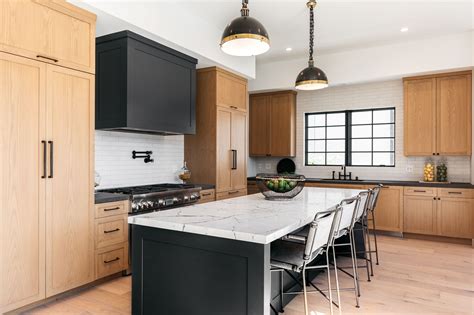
[352,139,372,151]
[307,153,325,165]
[373,109,395,123]
[327,153,345,165]
[327,140,345,152]
[308,114,325,127]
[307,127,325,139]
[373,139,394,151]
[327,126,345,139]
[352,125,372,138]
[327,113,345,126]
[373,124,394,137]
[307,140,325,152]
[352,153,372,166]
[373,153,395,166]
[352,111,372,125]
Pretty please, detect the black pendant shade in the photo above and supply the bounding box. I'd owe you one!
[220,1,270,56]
[295,64,328,90]
[295,0,328,90]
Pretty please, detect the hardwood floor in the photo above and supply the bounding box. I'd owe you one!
[23,235,473,315]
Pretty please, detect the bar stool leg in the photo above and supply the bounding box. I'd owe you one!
[364,214,374,277]
[349,231,360,307]
[331,245,342,315]
[371,210,380,265]
[279,270,285,313]
[302,265,309,315]
[325,251,334,315]
[362,219,372,282]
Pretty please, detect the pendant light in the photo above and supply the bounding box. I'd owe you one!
[220,0,270,56]
[295,0,328,90]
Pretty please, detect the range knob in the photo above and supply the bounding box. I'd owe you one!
[158,199,165,207]
[172,197,179,204]
[190,194,199,201]
[184,195,189,201]
[132,202,138,210]
[147,201,154,208]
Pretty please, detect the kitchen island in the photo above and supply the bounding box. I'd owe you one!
[128,187,362,315]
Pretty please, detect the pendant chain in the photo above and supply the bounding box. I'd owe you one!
[309,4,315,66]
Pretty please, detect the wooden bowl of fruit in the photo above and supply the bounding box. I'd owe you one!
[255,173,306,200]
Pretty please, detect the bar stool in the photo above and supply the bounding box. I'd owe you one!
[270,206,343,315]
[365,184,382,275]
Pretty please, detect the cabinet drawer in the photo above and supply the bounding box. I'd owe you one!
[404,187,437,196]
[95,201,128,219]
[438,188,474,199]
[198,189,215,204]
[95,215,128,249]
[95,244,127,279]
[216,189,247,200]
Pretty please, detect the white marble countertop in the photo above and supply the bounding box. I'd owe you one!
[128,187,363,244]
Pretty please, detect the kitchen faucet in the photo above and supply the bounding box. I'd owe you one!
[338,165,352,180]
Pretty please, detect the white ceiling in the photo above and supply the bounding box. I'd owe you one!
[181,0,473,63]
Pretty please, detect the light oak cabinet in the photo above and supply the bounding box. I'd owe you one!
[0,0,96,74]
[0,53,46,314]
[94,200,129,280]
[185,67,247,200]
[404,71,472,156]
[198,189,216,204]
[372,186,404,233]
[404,187,473,239]
[249,91,296,157]
[0,2,95,312]
[45,66,95,297]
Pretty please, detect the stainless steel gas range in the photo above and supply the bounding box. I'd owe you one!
[98,183,202,274]
[100,183,202,215]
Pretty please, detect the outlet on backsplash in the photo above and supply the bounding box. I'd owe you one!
[265,163,272,170]
[405,165,414,173]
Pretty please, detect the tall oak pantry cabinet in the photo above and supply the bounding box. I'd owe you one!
[0,1,96,313]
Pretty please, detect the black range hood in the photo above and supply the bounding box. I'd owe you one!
[96,31,197,135]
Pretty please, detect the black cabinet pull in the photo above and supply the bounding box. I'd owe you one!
[104,207,120,212]
[48,141,53,178]
[201,193,212,197]
[36,55,58,63]
[228,190,240,195]
[41,141,47,179]
[104,257,120,264]
[433,197,436,200]
[447,191,462,195]
[231,150,237,170]
[414,190,426,193]
[104,228,120,234]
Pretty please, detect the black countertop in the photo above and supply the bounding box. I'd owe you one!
[95,192,130,204]
[247,177,474,189]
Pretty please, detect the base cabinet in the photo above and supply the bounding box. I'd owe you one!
[403,196,437,235]
[437,198,473,239]
[373,186,403,233]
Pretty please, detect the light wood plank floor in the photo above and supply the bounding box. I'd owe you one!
[24,235,473,315]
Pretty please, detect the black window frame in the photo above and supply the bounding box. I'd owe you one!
[305,107,396,167]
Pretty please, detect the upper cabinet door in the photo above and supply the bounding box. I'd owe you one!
[0,0,96,73]
[436,74,472,155]
[231,111,247,190]
[216,108,233,192]
[270,94,296,157]
[404,78,436,156]
[0,53,46,314]
[249,95,270,156]
[216,71,247,111]
[45,65,94,297]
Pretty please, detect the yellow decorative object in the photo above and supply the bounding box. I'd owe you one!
[423,162,435,182]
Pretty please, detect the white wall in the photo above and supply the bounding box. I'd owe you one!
[250,79,472,183]
[75,1,256,79]
[95,131,184,189]
[249,32,473,92]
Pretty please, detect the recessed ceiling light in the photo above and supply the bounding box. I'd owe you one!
[285,47,292,52]
[400,27,409,32]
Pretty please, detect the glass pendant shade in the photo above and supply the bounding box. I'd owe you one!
[220,1,270,56]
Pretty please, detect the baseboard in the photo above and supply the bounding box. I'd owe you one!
[403,233,472,246]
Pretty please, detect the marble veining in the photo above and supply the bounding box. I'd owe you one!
[128,187,363,244]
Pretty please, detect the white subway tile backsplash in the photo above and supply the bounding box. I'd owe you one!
[251,79,471,182]
[95,130,184,189]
